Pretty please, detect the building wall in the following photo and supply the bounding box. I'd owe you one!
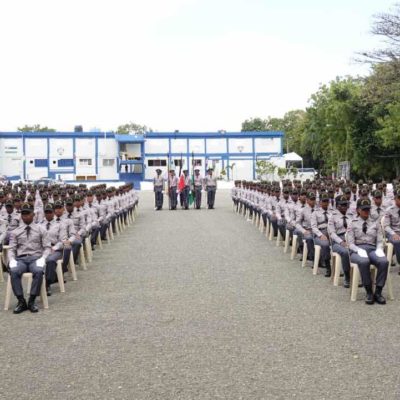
[0,138,23,179]
[98,138,119,180]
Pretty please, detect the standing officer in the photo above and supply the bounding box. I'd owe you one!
[348,198,389,305]
[8,202,51,314]
[193,169,203,209]
[180,170,191,210]
[311,192,332,277]
[204,168,217,209]
[168,169,178,210]
[328,195,351,287]
[153,169,164,210]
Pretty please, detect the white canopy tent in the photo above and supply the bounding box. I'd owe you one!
[283,152,303,169]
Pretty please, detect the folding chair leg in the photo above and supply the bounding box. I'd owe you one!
[56,260,65,293]
[79,246,87,270]
[350,264,360,301]
[284,230,290,254]
[333,255,341,286]
[313,245,321,275]
[301,241,308,268]
[96,234,103,250]
[68,252,78,281]
[290,235,298,260]
[4,274,12,310]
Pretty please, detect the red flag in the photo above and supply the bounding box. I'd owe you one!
[178,174,185,192]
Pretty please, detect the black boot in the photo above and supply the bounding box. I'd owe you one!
[324,261,331,278]
[13,296,28,314]
[28,295,39,313]
[46,282,52,297]
[374,286,386,305]
[343,272,351,288]
[364,285,374,305]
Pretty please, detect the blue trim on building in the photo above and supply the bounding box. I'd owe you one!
[22,134,26,180]
[72,138,76,176]
[47,137,50,178]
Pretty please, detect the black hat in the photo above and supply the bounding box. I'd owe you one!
[183,169,188,173]
[291,189,299,195]
[21,202,34,214]
[336,195,349,206]
[320,193,329,201]
[27,195,34,201]
[44,203,54,212]
[54,200,64,208]
[156,169,162,174]
[357,198,371,210]
[343,187,351,194]
[283,188,290,194]
[73,194,81,201]
[373,190,382,198]
[5,199,13,207]
[307,191,316,200]
[207,168,213,172]
[65,198,74,206]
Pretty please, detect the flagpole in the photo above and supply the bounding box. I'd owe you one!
[167,153,171,210]
[192,151,195,209]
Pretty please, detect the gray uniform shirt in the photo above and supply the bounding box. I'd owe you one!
[153,176,164,192]
[295,204,315,233]
[204,176,217,188]
[327,210,349,245]
[383,205,400,236]
[347,216,383,252]
[9,222,51,261]
[311,208,331,237]
[40,218,67,251]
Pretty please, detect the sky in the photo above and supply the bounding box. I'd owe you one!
[0,0,396,132]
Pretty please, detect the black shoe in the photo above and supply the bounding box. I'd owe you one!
[46,285,52,297]
[374,293,386,305]
[365,293,374,305]
[325,268,331,278]
[28,301,39,313]
[343,279,350,288]
[13,299,28,314]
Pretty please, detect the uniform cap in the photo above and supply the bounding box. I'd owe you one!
[54,200,64,208]
[21,202,34,214]
[65,198,74,206]
[373,190,382,198]
[307,192,316,200]
[357,198,371,210]
[320,193,330,201]
[5,199,13,207]
[156,169,162,173]
[44,203,54,212]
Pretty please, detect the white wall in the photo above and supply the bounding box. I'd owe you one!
[145,157,168,180]
[206,138,227,154]
[254,138,281,153]
[170,139,187,154]
[98,138,118,180]
[49,138,74,172]
[145,138,169,154]
[188,139,205,154]
[25,138,48,180]
[75,138,96,176]
[228,138,253,154]
[0,138,23,178]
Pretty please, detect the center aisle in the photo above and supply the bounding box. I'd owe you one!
[2,190,400,399]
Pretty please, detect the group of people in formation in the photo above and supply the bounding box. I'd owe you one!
[153,167,217,210]
[0,181,138,314]
[231,178,400,305]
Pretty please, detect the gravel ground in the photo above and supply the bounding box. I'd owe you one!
[1,190,400,400]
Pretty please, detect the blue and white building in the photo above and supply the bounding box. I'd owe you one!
[0,131,284,187]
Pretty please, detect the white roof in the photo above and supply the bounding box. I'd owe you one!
[283,152,303,162]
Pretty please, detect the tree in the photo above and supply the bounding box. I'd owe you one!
[241,117,285,132]
[255,160,277,180]
[18,124,56,132]
[358,3,400,62]
[116,122,149,135]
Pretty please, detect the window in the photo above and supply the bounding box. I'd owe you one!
[58,159,74,167]
[79,158,92,166]
[34,159,48,167]
[192,159,202,166]
[148,159,167,167]
[174,159,185,167]
[103,159,115,167]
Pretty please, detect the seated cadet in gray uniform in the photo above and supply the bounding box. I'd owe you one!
[8,202,51,314]
[193,169,203,209]
[370,190,386,222]
[311,192,332,277]
[153,169,164,210]
[383,188,400,265]
[276,188,291,239]
[295,191,316,261]
[348,198,389,305]
[204,168,217,209]
[55,200,75,273]
[41,203,67,296]
[328,195,351,287]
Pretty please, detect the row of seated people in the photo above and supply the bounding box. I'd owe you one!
[0,182,138,314]
[232,179,400,305]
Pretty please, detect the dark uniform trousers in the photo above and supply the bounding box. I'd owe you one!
[100,222,109,241]
[194,186,202,209]
[295,230,315,259]
[206,186,216,208]
[10,256,44,297]
[169,187,178,209]
[314,234,331,265]
[91,227,100,246]
[182,186,190,209]
[278,220,286,238]
[154,187,164,208]
[332,238,351,276]
[72,238,83,263]
[46,250,63,284]
[388,234,400,263]
[267,214,278,237]
[350,244,389,287]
